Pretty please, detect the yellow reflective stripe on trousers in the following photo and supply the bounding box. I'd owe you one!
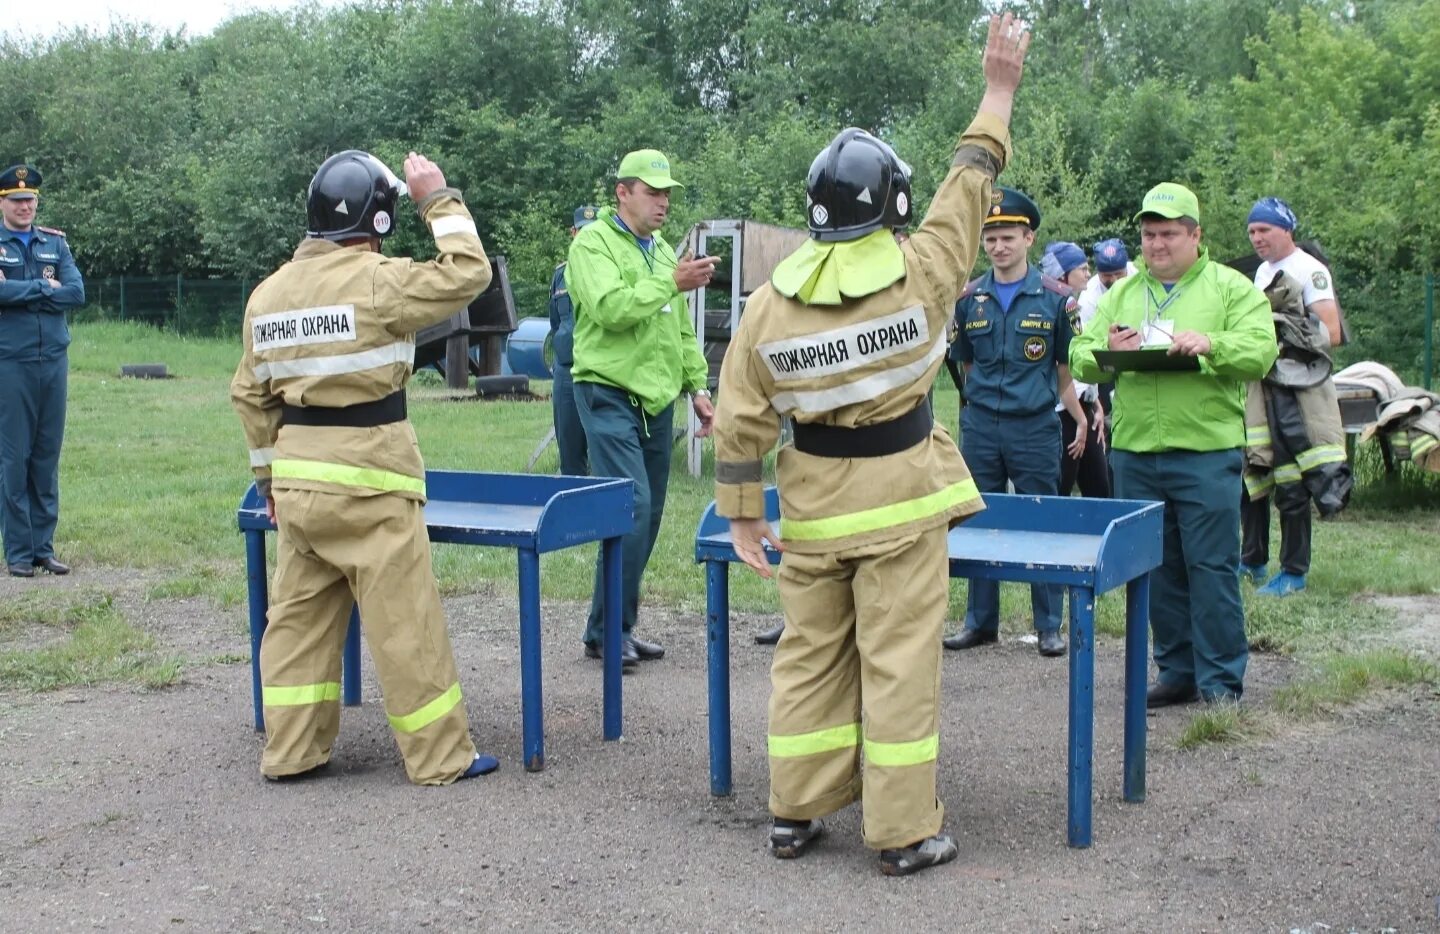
[1412,435,1437,457]
[779,479,980,542]
[387,682,463,734]
[864,733,939,767]
[1295,444,1346,471]
[271,458,426,495]
[1245,426,1271,446]
[768,722,861,758]
[263,681,341,706]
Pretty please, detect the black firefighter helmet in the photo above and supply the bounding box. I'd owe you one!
[306,150,407,241]
[805,128,913,242]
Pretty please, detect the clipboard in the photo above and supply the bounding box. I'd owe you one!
[1092,349,1201,373]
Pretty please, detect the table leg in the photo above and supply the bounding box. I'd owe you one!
[519,548,545,771]
[706,560,732,797]
[245,530,268,733]
[1066,585,1095,848]
[343,604,362,707]
[601,536,623,742]
[1123,574,1150,803]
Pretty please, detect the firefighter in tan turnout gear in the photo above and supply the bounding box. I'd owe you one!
[231,150,499,784]
[712,13,1030,876]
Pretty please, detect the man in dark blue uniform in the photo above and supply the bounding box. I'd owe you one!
[944,187,1085,657]
[547,204,597,476]
[0,164,85,578]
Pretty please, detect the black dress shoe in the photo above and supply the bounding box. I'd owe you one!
[942,629,998,651]
[583,640,639,670]
[1146,681,1200,709]
[754,623,784,646]
[33,557,69,575]
[627,635,664,661]
[1037,630,1066,657]
[8,563,35,578]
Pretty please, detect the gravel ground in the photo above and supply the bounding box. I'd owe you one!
[1,571,1437,933]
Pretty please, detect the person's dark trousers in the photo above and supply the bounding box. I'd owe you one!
[1240,491,1311,575]
[1059,409,1111,498]
[959,406,1062,634]
[0,356,67,567]
[575,381,673,645]
[551,362,589,477]
[1112,448,1248,700]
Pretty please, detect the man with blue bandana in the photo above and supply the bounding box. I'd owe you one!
[0,164,85,579]
[1241,196,1348,596]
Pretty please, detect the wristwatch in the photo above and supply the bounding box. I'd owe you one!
[692,388,712,398]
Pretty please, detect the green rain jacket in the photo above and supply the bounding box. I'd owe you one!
[1068,246,1276,452]
[564,207,709,415]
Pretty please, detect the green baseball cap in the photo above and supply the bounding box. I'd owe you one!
[617,149,684,190]
[1134,182,1200,222]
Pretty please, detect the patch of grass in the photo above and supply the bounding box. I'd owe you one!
[1176,702,1263,750]
[0,593,183,692]
[0,589,97,634]
[1271,649,1439,717]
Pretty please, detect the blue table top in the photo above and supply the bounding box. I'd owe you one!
[695,490,1163,594]
[238,470,635,552]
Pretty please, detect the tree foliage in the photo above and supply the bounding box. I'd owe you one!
[1,0,1436,376]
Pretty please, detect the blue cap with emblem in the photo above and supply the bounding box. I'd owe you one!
[984,186,1040,230]
[573,204,598,228]
[0,164,41,200]
[1093,238,1129,273]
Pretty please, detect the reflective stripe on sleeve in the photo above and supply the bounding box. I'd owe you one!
[779,479,980,542]
[864,732,939,768]
[716,458,763,484]
[1245,426,1271,447]
[387,682,463,734]
[271,458,426,495]
[770,333,948,415]
[767,721,861,758]
[253,341,415,381]
[1244,472,1274,497]
[431,215,479,239]
[1273,462,1303,485]
[263,681,341,706]
[1295,443,1346,471]
[250,447,276,467]
[1412,435,1436,458]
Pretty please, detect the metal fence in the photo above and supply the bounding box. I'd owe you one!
[80,276,257,337]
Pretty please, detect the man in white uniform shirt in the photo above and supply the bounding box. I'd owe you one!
[1241,196,1346,596]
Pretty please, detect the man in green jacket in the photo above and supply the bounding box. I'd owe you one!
[1069,183,1276,706]
[565,149,718,668]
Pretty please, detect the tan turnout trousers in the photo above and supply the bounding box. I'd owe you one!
[261,490,476,784]
[768,526,949,850]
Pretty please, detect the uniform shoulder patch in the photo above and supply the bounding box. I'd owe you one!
[37,225,66,237]
[1311,270,1329,290]
[957,275,985,302]
[1040,273,1073,297]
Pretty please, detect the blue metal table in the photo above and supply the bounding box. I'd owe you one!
[694,490,1164,848]
[238,470,634,772]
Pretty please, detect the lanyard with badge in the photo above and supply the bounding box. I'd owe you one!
[612,214,678,313]
[1141,282,1180,347]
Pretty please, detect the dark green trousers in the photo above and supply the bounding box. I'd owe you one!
[574,381,674,644]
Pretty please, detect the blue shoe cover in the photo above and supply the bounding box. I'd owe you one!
[460,753,500,779]
[1256,572,1306,597]
[1238,563,1267,585]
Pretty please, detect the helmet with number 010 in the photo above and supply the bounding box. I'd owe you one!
[306,150,408,242]
[804,128,913,242]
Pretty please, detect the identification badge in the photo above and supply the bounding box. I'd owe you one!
[1141,318,1175,348]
